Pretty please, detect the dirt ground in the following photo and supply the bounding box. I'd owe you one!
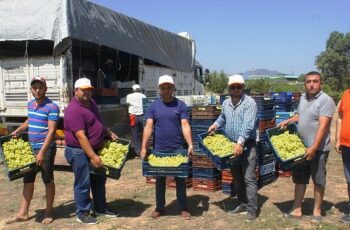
[0,115,350,230]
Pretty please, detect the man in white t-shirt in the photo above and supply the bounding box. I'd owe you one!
[126,84,146,156]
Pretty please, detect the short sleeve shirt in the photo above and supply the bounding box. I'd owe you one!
[64,97,106,150]
[145,97,189,152]
[28,97,60,149]
[338,90,350,147]
[297,91,336,151]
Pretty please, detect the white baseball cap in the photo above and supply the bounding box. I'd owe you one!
[74,78,94,89]
[228,74,245,85]
[132,84,141,90]
[158,75,174,86]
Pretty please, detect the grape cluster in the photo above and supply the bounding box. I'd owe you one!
[203,134,236,157]
[98,140,129,169]
[270,132,305,161]
[148,154,188,167]
[2,138,35,170]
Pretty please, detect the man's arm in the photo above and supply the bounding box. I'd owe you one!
[36,120,57,165]
[277,114,300,128]
[335,111,342,153]
[140,119,153,159]
[11,119,29,135]
[181,119,193,156]
[75,130,102,167]
[305,115,333,160]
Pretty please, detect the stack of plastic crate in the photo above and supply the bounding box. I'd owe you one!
[191,105,220,153]
[252,96,275,142]
[271,92,293,112]
[192,152,221,192]
[291,92,301,112]
[256,141,277,189]
[221,169,236,196]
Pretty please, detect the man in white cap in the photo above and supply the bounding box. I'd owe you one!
[208,74,258,221]
[141,75,193,220]
[126,84,146,156]
[64,77,118,224]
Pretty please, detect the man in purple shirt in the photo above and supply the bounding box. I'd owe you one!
[141,75,193,220]
[64,78,118,225]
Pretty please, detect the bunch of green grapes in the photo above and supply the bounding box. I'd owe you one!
[148,154,188,167]
[98,140,129,169]
[270,132,306,161]
[2,138,35,170]
[203,134,236,157]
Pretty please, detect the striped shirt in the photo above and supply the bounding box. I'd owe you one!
[215,95,257,144]
[28,97,59,149]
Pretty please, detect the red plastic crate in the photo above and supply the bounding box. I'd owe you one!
[221,169,234,184]
[166,177,192,189]
[258,119,276,133]
[192,178,221,192]
[146,176,156,185]
[192,154,215,168]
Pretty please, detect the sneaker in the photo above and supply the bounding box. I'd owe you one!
[76,213,99,224]
[228,204,248,215]
[180,210,191,220]
[246,211,256,222]
[95,210,119,218]
[340,214,350,223]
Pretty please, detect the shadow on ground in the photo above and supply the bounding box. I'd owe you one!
[274,198,334,216]
[211,194,268,216]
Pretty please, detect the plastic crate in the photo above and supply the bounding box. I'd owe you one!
[190,119,217,127]
[198,130,243,170]
[222,169,234,183]
[192,178,222,192]
[192,106,220,119]
[259,160,276,176]
[90,138,131,180]
[270,92,293,103]
[193,167,221,179]
[166,177,192,189]
[258,171,277,189]
[258,119,276,133]
[257,108,276,120]
[266,123,307,170]
[142,149,191,178]
[0,133,38,181]
[146,176,157,185]
[222,182,236,196]
[192,153,216,168]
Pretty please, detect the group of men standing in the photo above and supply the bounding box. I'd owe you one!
[4,71,350,225]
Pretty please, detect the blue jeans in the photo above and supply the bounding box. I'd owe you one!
[156,177,187,211]
[230,140,257,213]
[65,146,108,216]
[131,115,144,155]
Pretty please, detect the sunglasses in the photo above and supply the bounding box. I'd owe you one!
[229,85,243,90]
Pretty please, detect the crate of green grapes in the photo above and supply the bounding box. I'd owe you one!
[266,123,307,170]
[198,130,243,170]
[0,133,38,181]
[142,149,191,178]
[90,138,131,180]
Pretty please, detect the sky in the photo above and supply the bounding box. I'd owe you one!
[92,0,350,75]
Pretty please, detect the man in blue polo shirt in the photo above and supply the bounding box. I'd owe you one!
[8,76,59,225]
[141,75,193,220]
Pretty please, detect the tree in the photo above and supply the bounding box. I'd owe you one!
[316,31,350,91]
[205,70,228,94]
[245,78,272,93]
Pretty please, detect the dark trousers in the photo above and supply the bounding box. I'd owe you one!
[155,177,187,211]
[231,141,258,213]
[131,115,144,155]
[341,145,350,213]
[65,146,108,216]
